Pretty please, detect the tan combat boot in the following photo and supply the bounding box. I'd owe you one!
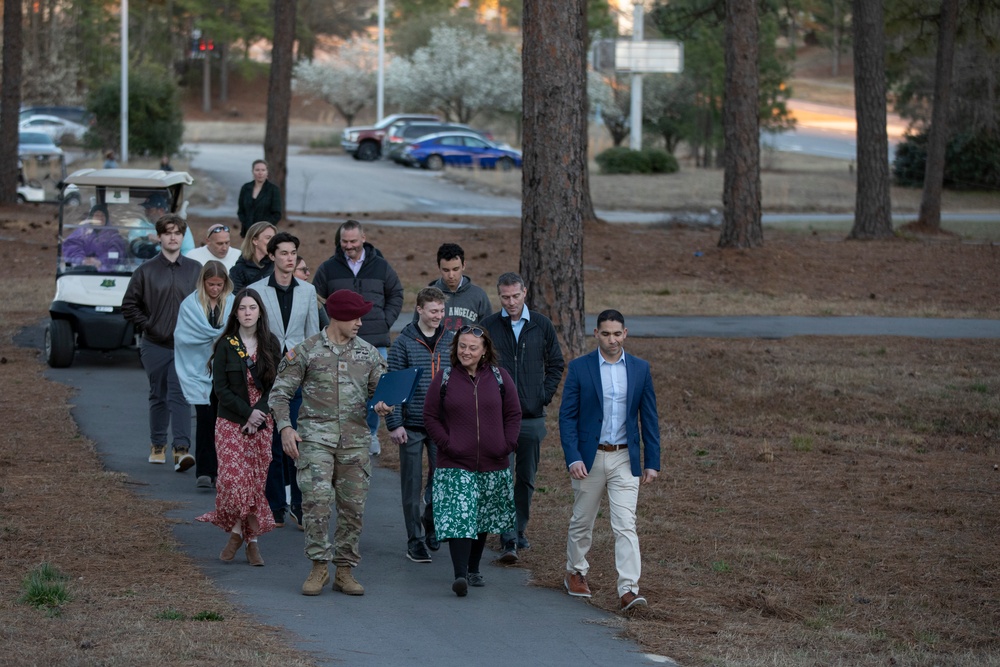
[301,561,330,596]
[333,566,365,595]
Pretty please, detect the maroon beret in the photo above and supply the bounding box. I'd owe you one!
[325,289,373,321]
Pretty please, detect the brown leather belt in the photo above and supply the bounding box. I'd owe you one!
[597,444,628,452]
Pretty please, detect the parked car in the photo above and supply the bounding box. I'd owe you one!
[20,105,92,126]
[20,114,89,144]
[383,121,493,164]
[341,113,438,161]
[19,131,58,155]
[400,132,522,171]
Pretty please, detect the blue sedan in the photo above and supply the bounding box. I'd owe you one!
[400,131,522,171]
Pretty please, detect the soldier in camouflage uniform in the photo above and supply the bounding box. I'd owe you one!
[270,289,393,596]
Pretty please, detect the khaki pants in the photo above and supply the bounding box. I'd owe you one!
[566,448,642,597]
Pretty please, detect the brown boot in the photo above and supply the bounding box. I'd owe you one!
[246,541,264,566]
[333,566,365,595]
[220,532,242,562]
[301,561,329,596]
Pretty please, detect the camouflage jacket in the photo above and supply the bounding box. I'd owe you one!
[269,328,386,449]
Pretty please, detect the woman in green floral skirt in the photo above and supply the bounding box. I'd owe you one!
[423,325,522,597]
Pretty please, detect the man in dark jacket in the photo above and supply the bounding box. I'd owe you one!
[481,272,565,563]
[386,287,455,563]
[313,220,404,454]
[121,213,202,470]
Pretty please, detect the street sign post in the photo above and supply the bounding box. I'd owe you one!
[615,4,684,150]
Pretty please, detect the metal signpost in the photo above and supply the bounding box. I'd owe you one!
[615,3,684,151]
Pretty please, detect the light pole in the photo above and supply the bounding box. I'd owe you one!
[629,2,643,151]
[120,0,129,164]
[377,0,385,123]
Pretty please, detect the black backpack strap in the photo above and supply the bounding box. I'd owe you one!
[491,365,505,399]
[439,366,452,404]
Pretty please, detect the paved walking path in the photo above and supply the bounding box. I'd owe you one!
[34,339,673,667]
[392,315,1000,339]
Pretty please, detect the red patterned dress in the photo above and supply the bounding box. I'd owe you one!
[197,358,275,540]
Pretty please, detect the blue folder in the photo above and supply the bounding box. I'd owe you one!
[368,367,423,408]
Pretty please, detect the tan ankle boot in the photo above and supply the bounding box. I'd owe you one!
[333,566,364,595]
[301,561,329,596]
[220,532,242,561]
[246,541,264,566]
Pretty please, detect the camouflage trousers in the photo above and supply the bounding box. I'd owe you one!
[296,441,371,566]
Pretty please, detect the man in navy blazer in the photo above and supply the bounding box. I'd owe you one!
[559,309,660,612]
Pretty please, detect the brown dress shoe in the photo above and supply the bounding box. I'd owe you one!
[620,590,647,611]
[246,541,264,566]
[220,532,242,562]
[564,571,592,598]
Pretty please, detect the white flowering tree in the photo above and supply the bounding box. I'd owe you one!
[387,25,521,124]
[293,37,379,126]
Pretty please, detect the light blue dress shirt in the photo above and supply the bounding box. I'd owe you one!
[598,350,628,445]
[501,305,530,342]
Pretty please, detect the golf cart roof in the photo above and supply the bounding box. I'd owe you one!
[65,168,193,188]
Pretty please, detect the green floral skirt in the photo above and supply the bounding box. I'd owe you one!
[432,467,515,540]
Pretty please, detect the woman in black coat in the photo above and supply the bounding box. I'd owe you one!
[229,221,276,291]
[196,288,281,566]
[237,159,282,237]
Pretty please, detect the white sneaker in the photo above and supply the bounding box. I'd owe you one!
[369,433,381,456]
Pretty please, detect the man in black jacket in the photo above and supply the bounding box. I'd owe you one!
[312,220,404,455]
[481,272,565,563]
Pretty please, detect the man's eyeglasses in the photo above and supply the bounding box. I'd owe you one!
[297,265,311,275]
[459,325,485,337]
[208,225,230,236]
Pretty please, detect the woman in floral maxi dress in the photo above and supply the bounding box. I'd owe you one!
[423,326,521,597]
[197,288,281,566]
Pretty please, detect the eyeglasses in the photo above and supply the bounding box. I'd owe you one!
[459,325,485,337]
[297,267,311,275]
[208,225,230,236]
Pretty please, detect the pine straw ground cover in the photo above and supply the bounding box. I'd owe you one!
[2,205,999,666]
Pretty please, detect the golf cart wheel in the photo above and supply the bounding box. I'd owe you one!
[356,141,380,162]
[17,194,26,203]
[426,154,445,171]
[45,319,75,368]
[498,157,515,172]
[63,193,81,207]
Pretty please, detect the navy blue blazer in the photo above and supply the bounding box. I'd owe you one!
[559,349,661,477]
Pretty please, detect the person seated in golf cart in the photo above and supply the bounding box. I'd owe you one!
[127,192,195,259]
[62,203,128,272]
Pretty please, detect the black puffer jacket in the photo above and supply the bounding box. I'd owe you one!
[481,309,565,419]
[312,242,403,348]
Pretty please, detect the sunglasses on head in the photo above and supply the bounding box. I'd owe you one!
[208,225,230,236]
[459,325,485,337]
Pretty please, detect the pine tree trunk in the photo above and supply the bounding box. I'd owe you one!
[849,0,893,239]
[264,0,297,219]
[916,0,959,231]
[521,0,588,358]
[0,0,24,204]
[718,0,763,248]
